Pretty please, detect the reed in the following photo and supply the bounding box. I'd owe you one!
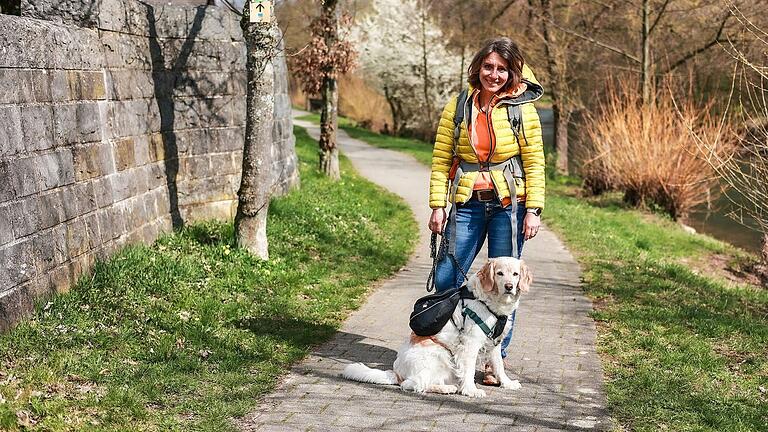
[578,80,735,222]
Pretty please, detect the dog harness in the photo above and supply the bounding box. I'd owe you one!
[454,287,509,345]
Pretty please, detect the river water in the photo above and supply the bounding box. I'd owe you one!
[536,108,762,254]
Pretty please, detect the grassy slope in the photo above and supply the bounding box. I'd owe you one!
[0,126,417,431]
[324,116,768,431]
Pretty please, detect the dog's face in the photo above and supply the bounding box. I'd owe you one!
[477,257,532,304]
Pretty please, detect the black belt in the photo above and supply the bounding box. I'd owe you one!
[471,189,496,202]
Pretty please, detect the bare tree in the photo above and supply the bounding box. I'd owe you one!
[690,1,768,281]
[234,0,279,259]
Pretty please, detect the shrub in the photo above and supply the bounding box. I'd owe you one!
[577,80,735,222]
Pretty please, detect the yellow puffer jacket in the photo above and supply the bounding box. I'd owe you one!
[429,64,545,209]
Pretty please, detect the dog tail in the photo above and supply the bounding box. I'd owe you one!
[342,363,399,385]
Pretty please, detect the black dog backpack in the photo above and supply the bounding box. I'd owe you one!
[409,286,475,336]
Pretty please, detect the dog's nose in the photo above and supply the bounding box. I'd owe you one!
[504,283,515,292]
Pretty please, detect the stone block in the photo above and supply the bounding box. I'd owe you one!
[98,0,151,35]
[101,32,152,70]
[150,5,189,39]
[114,137,137,171]
[133,135,151,166]
[149,132,167,161]
[0,69,21,104]
[110,171,133,203]
[0,163,13,204]
[0,15,53,69]
[108,69,155,100]
[210,153,234,175]
[50,224,68,266]
[48,264,71,294]
[38,190,65,230]
[213,127,244,152]
[33,228,57,273]
[83,213,102,250]
[49,70,70,102]
[92,177,114,209]
[77,102,104,143]
[2,237,37,287]
[21,105,55,152]
[10,195,41,238]
[65,219,89,257]
[0,284,34,333]
[231,95,246,126]
[73,181,97,215]
[52,103,78,145]
[59,186,78,220]
[38,150,76,190]
[72,142,113,181]
[7,157,40,198]
[147,161,167,190]
[188,128,212,155]
[29,70,53,103]
[69,71,106,101]
[229,71,247,96]
[111,99,152,138]
[0,204,13,246]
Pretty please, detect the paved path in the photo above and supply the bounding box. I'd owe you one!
[235,113,611,431]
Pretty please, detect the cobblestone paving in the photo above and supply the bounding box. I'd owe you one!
[235,114,612,431]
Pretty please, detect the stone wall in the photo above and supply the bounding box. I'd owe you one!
[0,0,299,330]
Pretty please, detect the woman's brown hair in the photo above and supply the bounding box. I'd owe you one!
[467,37,525,92]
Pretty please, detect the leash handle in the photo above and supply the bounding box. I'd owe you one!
[426,231,470,292]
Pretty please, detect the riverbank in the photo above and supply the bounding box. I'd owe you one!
[0,126,417,431]
[321,116,768,431]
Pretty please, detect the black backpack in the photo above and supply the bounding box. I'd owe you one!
[409,286,475,336]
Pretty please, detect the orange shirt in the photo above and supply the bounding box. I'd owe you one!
[470,93,513,206]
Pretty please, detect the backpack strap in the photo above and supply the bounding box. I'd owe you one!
[453,89,470,146]
[506,103,523,145]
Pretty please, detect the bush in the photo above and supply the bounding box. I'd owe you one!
[577,80,735,222]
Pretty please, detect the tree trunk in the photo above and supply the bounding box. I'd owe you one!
[419,0,434,128]
[319,75,340,180]
[554,105,570,175]
[641,0,651,105]
[319,0,340,180]
[540,0,571,175]
[235,0,277,259]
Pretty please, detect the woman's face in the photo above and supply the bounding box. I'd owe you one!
[479,52,509,95]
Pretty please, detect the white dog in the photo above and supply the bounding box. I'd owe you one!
[342,257,532,398]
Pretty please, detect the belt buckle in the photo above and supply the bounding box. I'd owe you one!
[476,189,495,202]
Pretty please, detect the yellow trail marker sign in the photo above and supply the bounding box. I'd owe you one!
[250,0,273,23]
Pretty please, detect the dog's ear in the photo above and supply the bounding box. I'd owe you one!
[477,259,496,293]
[518,260,533,293]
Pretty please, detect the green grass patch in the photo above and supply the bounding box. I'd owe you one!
[0,126,417,431]
[297,113,434,166]
[544,184,768,432]
[325,120,768,431]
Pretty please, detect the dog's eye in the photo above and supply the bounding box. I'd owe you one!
[496,271,504,276]
[513,272,519,276]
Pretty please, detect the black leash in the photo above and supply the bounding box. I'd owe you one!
[426,232,471,292]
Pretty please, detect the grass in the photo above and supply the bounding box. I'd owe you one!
[297,113,434,166]
[0,126,417,431]
[324,119,768,431]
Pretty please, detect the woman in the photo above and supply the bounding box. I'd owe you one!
[427,37,545,379]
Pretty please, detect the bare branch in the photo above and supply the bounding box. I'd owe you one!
[548,19,641,63]
[658,10,731,74]
[648,0,671,35]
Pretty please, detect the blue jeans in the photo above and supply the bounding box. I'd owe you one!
[435,197,526,358]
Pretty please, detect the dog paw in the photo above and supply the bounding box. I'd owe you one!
[460,387,487,398]
[500,378,522,390]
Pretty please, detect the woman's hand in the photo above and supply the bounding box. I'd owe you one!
[428,208,447,234]
[522,212,540,240]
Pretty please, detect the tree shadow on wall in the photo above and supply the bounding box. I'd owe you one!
[145,4,232,229]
